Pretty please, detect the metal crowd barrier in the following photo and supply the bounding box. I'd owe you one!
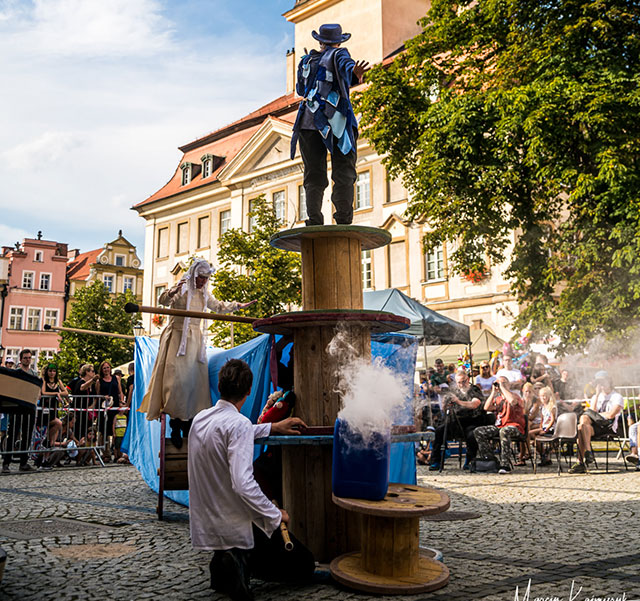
[614,386,640,452]
[0,395,128,469]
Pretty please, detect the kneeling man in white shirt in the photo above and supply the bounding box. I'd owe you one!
[189,359,315,601]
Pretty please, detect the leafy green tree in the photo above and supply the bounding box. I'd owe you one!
[356,0,640,353]
[210,196,301,347]
[52,281,140,381]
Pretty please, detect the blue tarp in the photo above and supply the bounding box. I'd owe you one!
[122,332,418,508]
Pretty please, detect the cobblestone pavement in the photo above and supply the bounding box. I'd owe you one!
[0,457,638,601]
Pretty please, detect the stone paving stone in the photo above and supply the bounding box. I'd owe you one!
[0,460,639,600]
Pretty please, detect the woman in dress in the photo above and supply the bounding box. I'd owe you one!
[39,363,68,461]
[139,259,255,447]
[97,360,121,462]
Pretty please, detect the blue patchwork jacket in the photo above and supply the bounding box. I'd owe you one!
[290,47,359,159]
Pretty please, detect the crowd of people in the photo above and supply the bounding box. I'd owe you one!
[0,348,134,472]
[417,353,636,474]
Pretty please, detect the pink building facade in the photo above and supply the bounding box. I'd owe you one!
[0,238,68,368]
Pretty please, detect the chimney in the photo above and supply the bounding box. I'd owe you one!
[286,48,296,94]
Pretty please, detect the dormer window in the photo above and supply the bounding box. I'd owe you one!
[34,251,43,262]
[202,154,213,179]
[181,163,193,186]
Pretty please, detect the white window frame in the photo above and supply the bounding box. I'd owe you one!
[155,284,167,305]
[9,306,25,330]
[34,251,43,262]
[355,171,371,210]
[22,270,35,289]
[40,349,56,362]
[123,276,135,294]
[26,307,42,331]
[103,273,115,293]
[197,215,211,249]
[30,349,39,367]
[248,199,258,233]
[44,309,59,327]
[425,244,445,282]
[157,227,169,258]
[114,254,126,267]
[220,209,231,236]
[5,348,20,364]
[39,272,52,291]
[203,158,212,178]
[362,250,373,290]
[181,163,192,186]
[273,190,286,223]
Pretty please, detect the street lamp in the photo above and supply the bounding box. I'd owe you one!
[133,322,145,338]
[0,345,5,362]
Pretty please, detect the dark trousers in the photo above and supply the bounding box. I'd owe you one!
[299,129,357,225]
[430,415,485,465]
[210,524,315,589]
[2,407,36,467]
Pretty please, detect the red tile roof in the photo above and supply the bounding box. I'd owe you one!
[67,248,101,281]
[134,93,300,210]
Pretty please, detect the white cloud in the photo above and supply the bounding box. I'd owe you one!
[2,131,84,169]
[0,223,30,245]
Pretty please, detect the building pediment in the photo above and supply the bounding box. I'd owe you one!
[217,118,296,187]
[381,213,409,238]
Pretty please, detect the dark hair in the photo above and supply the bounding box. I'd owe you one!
[19,349,32,359]
[218,359,253,402]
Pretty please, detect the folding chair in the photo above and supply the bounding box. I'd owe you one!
[534,412,578,475]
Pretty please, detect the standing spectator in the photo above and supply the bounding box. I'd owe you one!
[530,363,554,391]
[555,369,575,400]
[125,362,135,407]
[570,371,624,473]
[4,358,15,369]
[517,383,541,464]
[475,361,497,398]
[112,401,129,463]
[97,360,121,463]
[495,355,525,391]
[39,363,67,462]
[430,359,448,388]
[473,377,526,474]
[2,349,39,473]
[69,364,99,442]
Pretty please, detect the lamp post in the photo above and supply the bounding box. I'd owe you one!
[133,322,144,338]
[0,345,5,364]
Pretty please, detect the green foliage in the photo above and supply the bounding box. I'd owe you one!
[210,196,301,347]
[355,0,640,353]
[52,281,140,381]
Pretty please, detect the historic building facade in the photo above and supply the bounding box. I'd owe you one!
[133,0,519,342]
[67,231,144,304]
[0,237,69,366]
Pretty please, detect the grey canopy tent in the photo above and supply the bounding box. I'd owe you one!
[363,288,470,426]
[363,288,470,345]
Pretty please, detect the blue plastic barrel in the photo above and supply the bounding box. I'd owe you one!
[332,418,391,501]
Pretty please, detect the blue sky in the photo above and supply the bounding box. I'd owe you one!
[0,0,295,253]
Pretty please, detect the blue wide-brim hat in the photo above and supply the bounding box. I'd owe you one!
[312,23,351,44]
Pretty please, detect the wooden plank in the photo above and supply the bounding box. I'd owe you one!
[349,237,363,309]
[164,472,189,490]
[304,445,327,560]
[164,459,188,473]
[334,237,352,309]
[313,237,338,309]
[293,327,325,425]
[301,238,315,310]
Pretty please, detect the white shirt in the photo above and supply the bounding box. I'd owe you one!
[188,400,281,551]
[495,368,523,384]
[475,375,497,394]
[590,391,624,432]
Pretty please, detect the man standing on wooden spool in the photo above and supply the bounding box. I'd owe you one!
[290,23,369,226]
[189,359,315,601]
[138,259,256,447]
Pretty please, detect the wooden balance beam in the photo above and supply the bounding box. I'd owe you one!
[123,302,258,324]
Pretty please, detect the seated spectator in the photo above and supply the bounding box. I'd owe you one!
[517,383,541,465]
[530,363,553,391]
[534,386,557,466]
[475,361,497,398]
[69,364,99,442]
[428,369,487,471]
[473,377,526,474]
[495,355,525,391]
[570,371,624,473]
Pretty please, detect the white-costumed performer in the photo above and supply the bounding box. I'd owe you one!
[139,259,256,447]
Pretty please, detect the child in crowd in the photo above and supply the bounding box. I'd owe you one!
[535,386,557,466]
[113,402,129,464]
[517,382,542,465]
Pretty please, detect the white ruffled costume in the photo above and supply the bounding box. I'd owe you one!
[139,260,243,421]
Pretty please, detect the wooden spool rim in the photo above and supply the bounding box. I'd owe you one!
[332,483,450,518]
[330,550,450,594]
[253,310,410,335]
[270,225,392,252]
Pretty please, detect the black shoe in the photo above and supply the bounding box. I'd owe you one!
[584,451,595,465]
[213,550,253,601]
[428,462,440,471]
